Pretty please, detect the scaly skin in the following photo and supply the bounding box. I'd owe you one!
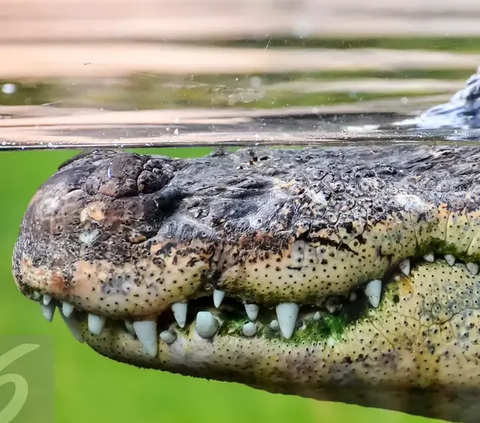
[12,145,480,423]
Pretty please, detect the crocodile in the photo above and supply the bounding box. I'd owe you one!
[10,70,480,423]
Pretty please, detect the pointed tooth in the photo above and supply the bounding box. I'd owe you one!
[445,254,455,266]
[364,279,382,308]
[349,292,357,302]
[41,303,55,322]
[275,303,299,340]
[133,320,158,357]
[88,314,106,335]
[269,319,279,330]
[124,320,135,336]
[60,312,84,343]
[171,302,188,328]
[467,262,479,276]
[195,311,219,339]
[399,258,411,276]
[242,322,257,337]
[159,330,177,345]
[62,302,74,318]
[312,311,321,321]
[423,252,434,263]
[244,303,259,321]
[43,294,52,306]
[325,297,340,314]
[213,290,225,308]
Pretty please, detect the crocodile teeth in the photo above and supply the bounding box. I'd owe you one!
[313,311,321,321]
[60,312,84,343]
[160,330,177,345]
[88,314,106,335]
[195,311,220,339]
[171,302,188,328]
[364,279,382,308]
[445,254,455,266]
[325,297,339,314]
[242,322,257,337]
[41,303,55,322]
[270,320,279,330]
[244,303,259,321]
[133,320,158,357]
[275,303,299,339]
[43,294,52,306]
[124,320,135,336]
[423,252,434,262]
[349,292,357,302]
[213,290,225,308]
[467,262,479,276]
[399,258,411,276]
[62,302,74,318]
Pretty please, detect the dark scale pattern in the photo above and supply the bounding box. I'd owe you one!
[12,145,480,316]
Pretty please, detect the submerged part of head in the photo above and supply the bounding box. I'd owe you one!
[66,259,480,423]
[11,145,480,422]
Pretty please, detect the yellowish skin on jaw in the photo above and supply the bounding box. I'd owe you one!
[79,260,480,393]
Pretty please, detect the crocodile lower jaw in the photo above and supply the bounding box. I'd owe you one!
[22,250,480,422]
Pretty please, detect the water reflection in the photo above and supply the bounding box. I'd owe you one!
[0,0,480,148]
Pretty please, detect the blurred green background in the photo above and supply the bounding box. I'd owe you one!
[0,148,440,423]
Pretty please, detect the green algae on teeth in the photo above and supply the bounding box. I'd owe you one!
[31,250,480,364]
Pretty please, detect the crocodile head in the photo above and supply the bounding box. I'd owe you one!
[12,145,480,423]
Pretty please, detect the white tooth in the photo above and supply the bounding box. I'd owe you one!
[171,302,188,328]
[423,252,434,263]
[244,303,259,321]
[43,294,52,306]
[349,292,357,302]
[275,303,299,339]
[269,319,279,330]
[467,262,479,276]
[312,311,321,321]
[213,290,225,308]
[445,254,455,266]
[399,258,411,276]
[62,302,74,318]
[195,311,219,339]
[325,298,338,314]
[364,279,382,308]
[133,320,158,357]
[242,322,257,337]
[41,303,55,322]
[160,330,177,345]
[124,320,135,336]
[60,312,84,343]
[88,314,106,335]
[32,291,42,301]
